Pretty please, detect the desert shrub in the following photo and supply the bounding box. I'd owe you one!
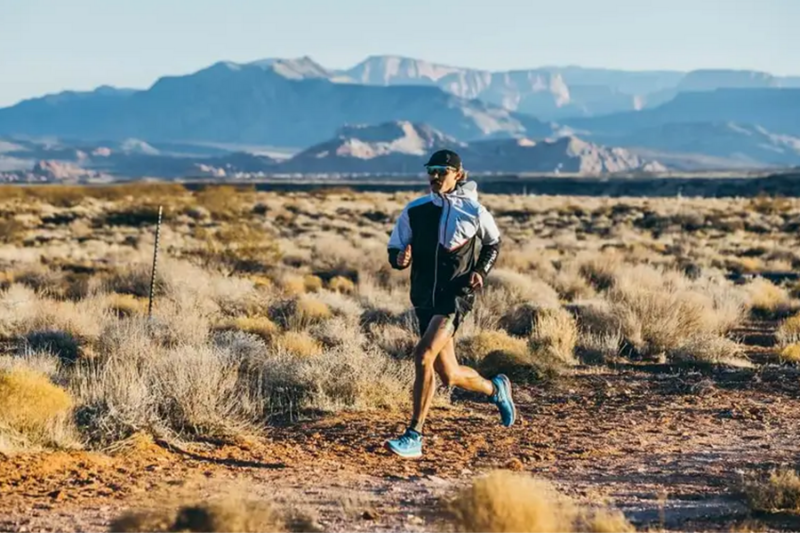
[776,312,800,346]
[302,274,323,293]
[98,206,161,228]
[743,469,800,512]
[105,261,158,298]
[193,184,254,221]
[604,265,747,362]
[72,323,262,443]
[277,274,307,296]
[193,222,281,274]
[111,496,283,533]
[106,293,148,318]
[272,331,322,358]
[485,269,560,305]
[579,251,624,291]
[440,470,634,533]
[0,366,76,449]
[779,344,800,363]
[671,335,751,368]
[366,323,416,359]
[576,330,622,364]
[270,296,332,331]
[529,307,579,366]
[744,278,793,318]
[458,330,556,383]
[328,275,356,294]
[0,216,25,244]
[213,316,278,343]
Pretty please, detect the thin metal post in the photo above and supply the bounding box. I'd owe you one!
[148,205,163,319]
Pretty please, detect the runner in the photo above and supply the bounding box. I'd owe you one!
[384,149,515,459]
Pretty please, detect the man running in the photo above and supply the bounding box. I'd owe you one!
[384,149,515,459]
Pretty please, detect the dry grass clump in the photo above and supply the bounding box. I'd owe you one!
[440,470,634,533]
[744,278,793,318]
[272,331,323,358]
[0,366,76,449]
[529,307,579,366]
[458,330,555,383]
[671,335,751,368]
[193,222,281,274]
[365,323,416,359]
[776,312,800,346]
[778,344,800,363]
[743,468,800,512]
[302,274,324,293]
[214,316,278,343]
[602,264,748,363]
[271,296,333,330]
[328,275,356,294]
[105,293,148,318]
[485,269,561,306]
[111,495,284,533]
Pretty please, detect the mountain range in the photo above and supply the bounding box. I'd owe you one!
[0,55,799,176]
[0,122,666,181]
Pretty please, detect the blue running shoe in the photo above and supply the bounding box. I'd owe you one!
[491,374,516,427]
[385,428,423,458]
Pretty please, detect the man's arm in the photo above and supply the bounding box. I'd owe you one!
[387,207,412,270]
[474,205,501,278]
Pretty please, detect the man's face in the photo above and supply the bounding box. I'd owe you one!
[427,166,460,193]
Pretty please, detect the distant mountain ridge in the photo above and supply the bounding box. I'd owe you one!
[1,55,799,173]
[0,122,667,178]
[0,58,555,146]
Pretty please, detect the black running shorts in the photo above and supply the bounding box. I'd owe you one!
[414,293,475,337]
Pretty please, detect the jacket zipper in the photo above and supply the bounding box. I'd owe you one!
[432,194,451,307]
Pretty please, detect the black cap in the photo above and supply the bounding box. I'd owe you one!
[424,149,462,169]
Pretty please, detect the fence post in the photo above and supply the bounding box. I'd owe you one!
[148,205,163,319]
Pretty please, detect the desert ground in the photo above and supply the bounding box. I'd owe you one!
[1,183,799,532]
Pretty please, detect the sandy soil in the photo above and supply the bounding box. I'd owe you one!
[1,321,799,533]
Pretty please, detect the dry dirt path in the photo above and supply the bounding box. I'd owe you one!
[2,339,799,532]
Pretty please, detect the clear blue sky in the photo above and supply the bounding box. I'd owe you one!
[1,0,797,107]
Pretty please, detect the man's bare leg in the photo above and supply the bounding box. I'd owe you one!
[409,315,456,433]
[434,337,494,396]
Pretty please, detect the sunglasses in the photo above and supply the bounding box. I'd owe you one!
[426,166,456,177]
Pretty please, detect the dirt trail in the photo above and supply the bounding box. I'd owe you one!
[3,345,800,533]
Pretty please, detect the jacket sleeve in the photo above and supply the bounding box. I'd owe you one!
[387,206,412,270]
[474,205,500,278]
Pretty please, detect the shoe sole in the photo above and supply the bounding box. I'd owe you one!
[500,374,516,427]
[385,442,422,459]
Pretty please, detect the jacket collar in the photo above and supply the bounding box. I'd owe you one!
[430,180,479,206]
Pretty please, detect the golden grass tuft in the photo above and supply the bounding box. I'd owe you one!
[303,274,324,293]
[744,278,792,317]
[458,330,554,383]
[529,307,579,366]
[328,275,356,294]
[106,293,148,318]
[279,274,307,296]
[110,496,284,532]
[214,316,278,343]
[779,343,800,363]
[0,367,74,447]
[743,468,800,512]
[441,470,634,533]
[458,330,529,365]
[776,312,800,346]
[272,331,323,358]
[294,296,333,325]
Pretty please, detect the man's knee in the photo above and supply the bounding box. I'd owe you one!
[414,344,437,369]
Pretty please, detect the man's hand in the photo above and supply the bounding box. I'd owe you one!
[469,271,484,291]
[397,245,412,268]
